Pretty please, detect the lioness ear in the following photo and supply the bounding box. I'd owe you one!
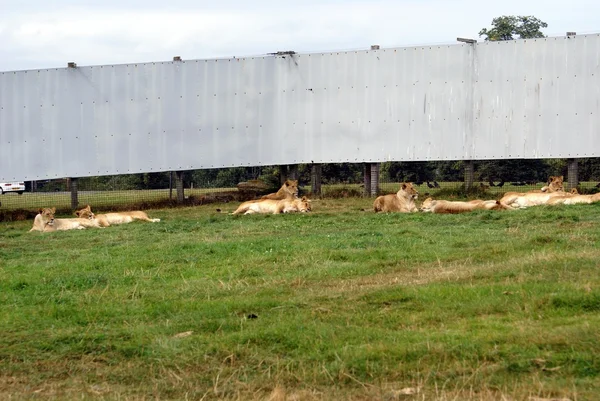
[75,211,81,217]
[301,196,307,201]
[51,207,56,213]
[38,208,44,214]
[86,205,91,210]
[402,183,407,189]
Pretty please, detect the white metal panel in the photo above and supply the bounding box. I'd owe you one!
[472,34,600,159]
[1,34,600,181]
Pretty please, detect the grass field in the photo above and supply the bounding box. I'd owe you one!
[1,198,600,400]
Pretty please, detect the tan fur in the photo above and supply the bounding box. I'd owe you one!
[260,180,299,200]
[29,207,100,232]
[373,183,418,213]
[232,196,311,215]
[501,191,566,209]
[420,198,508,214]
[539,176,565,192]
[547,192,600,206]
[501,176,565,208]
[75,205,160,227]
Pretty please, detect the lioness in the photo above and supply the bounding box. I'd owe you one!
[503,176,565,202]
[500,176,566,208]
[74,205,160,227]
[420,198,508,214]
[232,196,312,215]
[540,176,565,192]
[547,192,600,206]
[29,207,100,232]
[260,180,299,200]
[373,182,418,213]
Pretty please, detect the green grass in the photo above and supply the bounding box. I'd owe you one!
[1,199,600,400]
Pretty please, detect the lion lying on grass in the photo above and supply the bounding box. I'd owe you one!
[547,192,600,206]
[500,176,566,208]
[74,205,160,227]
[29,207,101,232]
[420,198,508,214]
[373,183,418,213]
[232,196,312,215]
[260,180,299,200]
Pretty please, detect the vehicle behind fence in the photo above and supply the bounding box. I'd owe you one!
[2,159,600,217]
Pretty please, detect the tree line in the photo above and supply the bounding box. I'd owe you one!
[31,158,599,192]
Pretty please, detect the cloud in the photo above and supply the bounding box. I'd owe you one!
[1,0,599,71]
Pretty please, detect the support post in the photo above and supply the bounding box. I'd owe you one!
[311,164,322,196]
[567,158,579,190]
[370,163,380,196]
[169,171,173,200]
[175,171,184,204]
[363,163,372,196]
[70,178,79,210]
[464,160,474,190]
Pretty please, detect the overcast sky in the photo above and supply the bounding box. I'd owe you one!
[1,0,598,72]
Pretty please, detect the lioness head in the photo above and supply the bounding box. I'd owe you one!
[75,205,95,220]
[282,179,299,197]
[38,207,56,225]
[419,197,435,212]
[547,176,564,192]
[295,196,312,212]
[400,182,418,199]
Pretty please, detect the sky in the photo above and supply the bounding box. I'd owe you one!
[1,0,599,72]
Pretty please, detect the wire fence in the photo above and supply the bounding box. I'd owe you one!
[2,159,600,218]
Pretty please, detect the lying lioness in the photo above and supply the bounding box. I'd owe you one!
[260,180,299,200]
[232,196,311,215]
[420,198,508,214]
[500,176,567,208]
[547,192,600,206]
[74,205,160,227]
[29,207,101,232]
[373,182,418,213]
[500,191,566,209]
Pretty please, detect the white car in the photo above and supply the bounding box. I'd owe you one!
[0,181,25,194]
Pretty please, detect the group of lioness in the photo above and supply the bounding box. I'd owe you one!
[29,205,160,232]
[29,180,309,232]
[374,176,599,214]
[232,179,312,215]
[29,176,596,231]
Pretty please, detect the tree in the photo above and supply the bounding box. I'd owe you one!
[479,15,547,41]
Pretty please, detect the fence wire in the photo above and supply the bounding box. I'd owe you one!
[2,159,600,215]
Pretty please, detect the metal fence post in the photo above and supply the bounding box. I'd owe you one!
[175,171,184,204]
[70,178,79,210]
[464,160,474,190]
[363,163,372,196]
[311,164,322,196]
[567,158,579,190]
[370,163,380,196]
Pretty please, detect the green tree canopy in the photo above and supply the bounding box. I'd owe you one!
[479,15,548,41]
